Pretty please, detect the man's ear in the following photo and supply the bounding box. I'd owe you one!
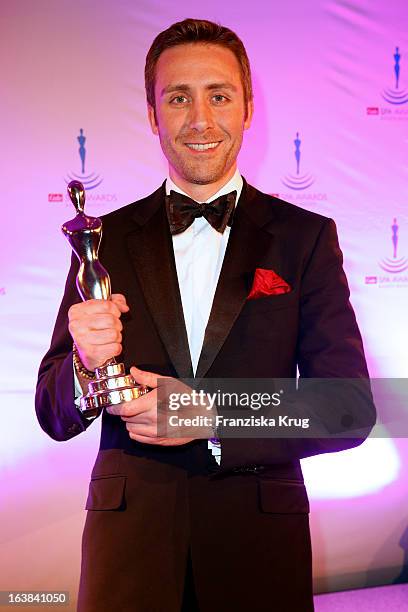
[147,104,159,135]
[244,99,254,130]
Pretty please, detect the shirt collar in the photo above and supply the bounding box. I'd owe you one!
[165,169,243,205]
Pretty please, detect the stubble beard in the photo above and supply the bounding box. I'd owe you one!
[161,133,243,186]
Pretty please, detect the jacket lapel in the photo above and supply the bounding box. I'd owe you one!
[195,180,277,379]
[126,184,193,378]
[125,180,277,381]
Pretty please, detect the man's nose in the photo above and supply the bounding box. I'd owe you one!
[188,99,214,132]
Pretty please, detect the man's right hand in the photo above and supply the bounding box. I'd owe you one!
[68,293,129,372]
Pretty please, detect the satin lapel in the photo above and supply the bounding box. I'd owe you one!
[195,182,276,379]
[126,187,193,378]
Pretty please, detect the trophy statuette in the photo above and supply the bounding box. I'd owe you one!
[62,180,149,418]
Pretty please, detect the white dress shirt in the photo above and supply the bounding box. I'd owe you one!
[75,170,243,465]
[167,170,243,464]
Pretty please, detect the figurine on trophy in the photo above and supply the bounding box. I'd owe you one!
[61,180,149,418]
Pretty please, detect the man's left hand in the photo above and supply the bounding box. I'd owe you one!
[106,366,195,446]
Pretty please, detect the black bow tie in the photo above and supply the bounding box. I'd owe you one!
[165,190,237,235]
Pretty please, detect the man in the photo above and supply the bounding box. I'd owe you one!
[35,18,376,612]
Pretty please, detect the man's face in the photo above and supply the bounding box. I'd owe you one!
[148,43,253,187]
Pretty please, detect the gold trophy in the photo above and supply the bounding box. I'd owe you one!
[62,180,149,418]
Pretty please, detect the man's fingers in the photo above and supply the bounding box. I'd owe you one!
[73,330,122,347]
[86,314,123,332]
[68,295,129,371]
[106,397,149,418]
[126,423,157,438]
[69,299,123,319]
[130,366,161,389]
[111,294,130,312]
[106,402,132,417]
[129,433,161,444]
[68,323,122,349]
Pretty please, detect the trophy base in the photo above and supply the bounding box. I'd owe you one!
[79,361,150,418]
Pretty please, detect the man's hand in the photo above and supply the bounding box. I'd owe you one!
[68,294,129,371]
[106,367,196,446]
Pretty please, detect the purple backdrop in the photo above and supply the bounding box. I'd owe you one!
[1,0,407,606]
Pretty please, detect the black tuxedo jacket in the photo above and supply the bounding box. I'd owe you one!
[35,179,376,611]
[35,178,375,470]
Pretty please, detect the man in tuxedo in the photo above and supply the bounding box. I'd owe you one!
[35,18,376,612]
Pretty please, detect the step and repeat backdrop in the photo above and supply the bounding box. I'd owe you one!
[1,0,407,606]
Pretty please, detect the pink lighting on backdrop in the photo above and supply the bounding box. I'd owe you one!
[302,436,400,499]
[1,0,407,601]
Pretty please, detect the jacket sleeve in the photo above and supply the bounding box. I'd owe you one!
[35,253,96,441]
[219,218,377,470]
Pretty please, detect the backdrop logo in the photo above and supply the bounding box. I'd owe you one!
[48,129,117,205]
[65,129,104,190]
[281,133,315,191]
[365,218,408,288]
[366,47,408,120]
[382,47,408,105]
[379,218,408,273]
[272,132,327,207]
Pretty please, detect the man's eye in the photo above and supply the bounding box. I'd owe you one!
[212,95,227,103]
[171,96,188,104]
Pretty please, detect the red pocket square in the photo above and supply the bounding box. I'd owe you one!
[248,268,291,300]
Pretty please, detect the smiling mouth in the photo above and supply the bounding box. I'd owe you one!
[185,142,221,151]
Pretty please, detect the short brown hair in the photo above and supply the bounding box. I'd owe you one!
[145,18,253,109]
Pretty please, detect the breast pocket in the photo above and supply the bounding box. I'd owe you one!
[240,291,299,317]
